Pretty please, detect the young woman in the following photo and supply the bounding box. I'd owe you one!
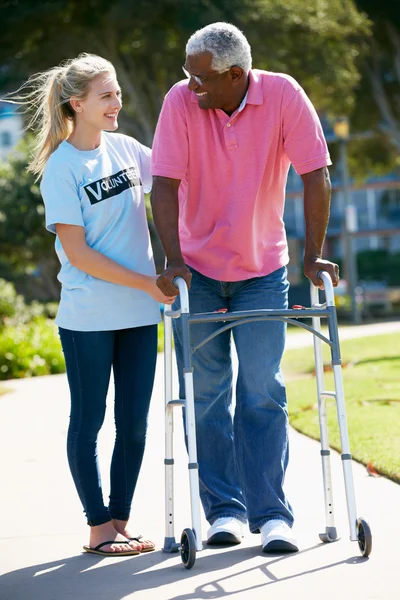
[14,53,176,556]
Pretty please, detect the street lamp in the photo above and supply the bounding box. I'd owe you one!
[333,117,362,325]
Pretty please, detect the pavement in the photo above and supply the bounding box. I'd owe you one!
[1,321,400,600]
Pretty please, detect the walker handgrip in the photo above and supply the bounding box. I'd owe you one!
[316,271,335,307]
[172,276,190,313]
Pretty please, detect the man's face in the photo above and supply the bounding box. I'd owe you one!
[184,52,234,111]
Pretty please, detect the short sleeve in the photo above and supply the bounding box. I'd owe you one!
[40,167,84,234]
[135,141,152,193]
[283,87,332,176]
[151,91,188,180]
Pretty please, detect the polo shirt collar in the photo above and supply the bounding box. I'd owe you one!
[190,69,263,107]
[246,69,264,105]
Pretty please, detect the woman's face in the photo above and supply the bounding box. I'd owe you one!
[72,72,122,132]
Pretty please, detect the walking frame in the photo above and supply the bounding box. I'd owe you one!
[163,271,372,569]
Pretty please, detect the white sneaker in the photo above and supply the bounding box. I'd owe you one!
[207,517,246,546]
[261,519,298,553]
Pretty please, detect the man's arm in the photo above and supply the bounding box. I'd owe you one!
[151,175,192,295]
[301,167,339,288]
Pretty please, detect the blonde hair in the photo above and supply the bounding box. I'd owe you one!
[5,53,115,178]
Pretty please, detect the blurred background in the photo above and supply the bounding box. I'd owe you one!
[0,0,399,379]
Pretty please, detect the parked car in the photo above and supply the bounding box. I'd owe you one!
[358,281,392,316]
[334,279,392,317]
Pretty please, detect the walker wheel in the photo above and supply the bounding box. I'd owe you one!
[356,518,372,557]
[180,528,196,569]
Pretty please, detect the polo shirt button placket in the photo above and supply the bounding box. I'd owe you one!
[225,121,238,150]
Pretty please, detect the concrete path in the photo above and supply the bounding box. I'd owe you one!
[285,318,400,349]
[0,322,399,599]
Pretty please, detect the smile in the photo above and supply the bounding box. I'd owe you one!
[105,112,118,118]
[195,92,207,97]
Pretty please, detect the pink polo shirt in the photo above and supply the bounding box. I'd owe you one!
[152,69,331,281]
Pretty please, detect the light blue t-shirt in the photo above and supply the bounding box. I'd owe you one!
[40,132,161,331]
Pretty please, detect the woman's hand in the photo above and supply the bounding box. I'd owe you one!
[144,276,177,305]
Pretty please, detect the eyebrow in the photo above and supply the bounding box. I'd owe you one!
[98,89,122,96]
[184,64,203,77]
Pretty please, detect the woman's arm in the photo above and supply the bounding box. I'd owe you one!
[56,223,176,304]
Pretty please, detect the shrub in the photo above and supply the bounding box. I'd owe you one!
[0,317,65,380]
[0,279,25,322]
[0,278,65,380]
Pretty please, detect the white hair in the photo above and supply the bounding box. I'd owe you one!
[186,22,252,73]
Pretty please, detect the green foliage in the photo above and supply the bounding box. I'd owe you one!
[0,137,60,300]
[0,279,25,320]
[333,250,400,286]
[350,1,400,175]
[356,250,400,285]
[250,0,371,115]
[0,278,65,379]
[346,136,400,181]
[0,0,371,144]
[0,137,44,260]
[357,249,388,282]
[0,318,65,380]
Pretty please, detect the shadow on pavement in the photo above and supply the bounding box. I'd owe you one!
[0,542,368,600]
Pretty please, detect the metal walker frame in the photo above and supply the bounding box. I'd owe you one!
[163,271,372,569]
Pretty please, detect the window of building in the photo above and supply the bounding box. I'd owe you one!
[0,131,12,147]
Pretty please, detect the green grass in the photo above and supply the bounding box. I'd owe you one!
[158,321,165,352]
[282,333,400,483]
[158,319,176,353]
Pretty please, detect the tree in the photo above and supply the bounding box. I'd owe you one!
[0,137,60,300]
[0,1,375,297]
[0,0,371,145]
[352,1,400,167]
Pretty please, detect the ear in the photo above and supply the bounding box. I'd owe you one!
[230,66,245,84]
[69,97,83,114]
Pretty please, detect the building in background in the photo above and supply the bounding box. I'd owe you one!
[284,157,400,318]
[284,111,400,293]
[0,102,23,161]
[285,167,400,282]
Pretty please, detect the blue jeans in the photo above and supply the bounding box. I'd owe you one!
[59,325,157,526]
[173,266,293,533]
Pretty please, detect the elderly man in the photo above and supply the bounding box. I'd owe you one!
[151,22,338,553]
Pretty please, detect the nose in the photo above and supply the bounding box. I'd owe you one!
[187,76,200,92]
[113,97,122,109]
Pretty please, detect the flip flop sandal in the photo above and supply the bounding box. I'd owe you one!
[129,535,155,553]
[83,540,141,556]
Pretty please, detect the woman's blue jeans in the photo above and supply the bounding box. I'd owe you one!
[59,325,157,526]
[173,266,294,533]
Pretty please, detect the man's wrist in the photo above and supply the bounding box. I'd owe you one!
[167,258,186,268]
[304,253,322,262]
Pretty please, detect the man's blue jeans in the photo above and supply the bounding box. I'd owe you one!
[173,266,294,533]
